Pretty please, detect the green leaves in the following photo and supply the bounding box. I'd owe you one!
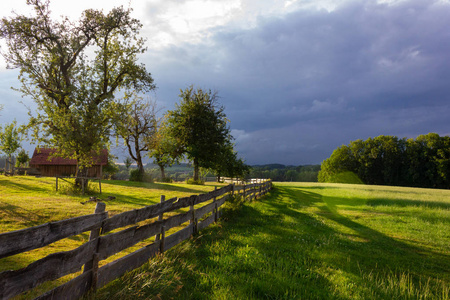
[166,86,237,181]
[0,121,22,158]
[318,133,450,188]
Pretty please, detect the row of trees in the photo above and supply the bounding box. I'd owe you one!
[318,133,450,189]
[117,87,249,182]
[0,0,248,185]
[249,164,320,182]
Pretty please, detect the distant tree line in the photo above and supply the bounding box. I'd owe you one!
[249,164,320,182]
[318,133,450,189]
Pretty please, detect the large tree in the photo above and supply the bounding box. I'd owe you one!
[166,86,232,182]
[0,0,155,186]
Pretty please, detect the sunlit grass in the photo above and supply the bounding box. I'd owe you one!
[0,176,222,299]
[1,178,449,299]
[94,182,449,299]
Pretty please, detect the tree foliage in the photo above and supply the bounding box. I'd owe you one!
[0,0,155,178]
[0,121,22,158]
[318,133,450,189]
[148,118,183,180]
[16,149,30,167]
[166,86,233,181]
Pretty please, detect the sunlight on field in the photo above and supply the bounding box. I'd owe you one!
[1,178,449,299]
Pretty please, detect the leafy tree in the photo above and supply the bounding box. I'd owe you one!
[166,86,232,181]
[16,149,30,168]
[116,97,158,177]
[149,119,183,180]
[0,121,22,174]
[0,0,155,186]
[212,143,249,182]
[102,153,119,179]
[124,157,133,171]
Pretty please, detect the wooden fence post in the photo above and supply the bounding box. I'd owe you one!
[243,185,246,201]
[160,225,166,253]
[155,195,165,241]
[190,199,196,236]
[213,187,218,223]
[83,202,106,291]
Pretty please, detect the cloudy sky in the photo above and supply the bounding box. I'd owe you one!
[1,0,449,165]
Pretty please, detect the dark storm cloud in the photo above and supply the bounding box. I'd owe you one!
[146,0,450,165]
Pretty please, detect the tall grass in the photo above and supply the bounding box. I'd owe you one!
[94,182,449,299]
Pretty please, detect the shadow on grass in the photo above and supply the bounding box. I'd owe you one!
[0,178,54,194]
[105,180,211,195]
[92,184,450,299]
[366,198,450,210]
[271,185,450,292]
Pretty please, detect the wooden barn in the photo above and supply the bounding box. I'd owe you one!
[29,148,108,178]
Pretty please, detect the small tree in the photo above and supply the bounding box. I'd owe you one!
[0,121,22,174]
[212,142,249,182]
[124,157,133,171]
[166,86,232,181]
[149,119,183,180]
[116,98,158,178]
[16,149,30,168]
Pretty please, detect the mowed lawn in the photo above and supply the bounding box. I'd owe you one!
[1,178,449,299]
[95,182,450,300]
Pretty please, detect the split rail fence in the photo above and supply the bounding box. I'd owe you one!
[0,180,272,300]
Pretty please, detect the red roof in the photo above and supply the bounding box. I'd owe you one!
[29,148,108,166]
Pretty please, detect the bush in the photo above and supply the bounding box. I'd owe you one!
[159,177,173,183]
[129,169,153,182]
[186,178,204,185]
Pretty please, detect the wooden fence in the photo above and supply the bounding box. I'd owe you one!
[0,180,272,300]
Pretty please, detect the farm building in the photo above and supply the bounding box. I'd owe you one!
[29,148,108,177]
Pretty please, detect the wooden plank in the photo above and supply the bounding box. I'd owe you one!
[215,195,227,208]
[96,241,160,289]
[35,270,92,300]
[164,224,193,251]
[0,212,107,259]
[197,213,215,231]
[194,185,233,205]
[98,222,162,260]
[195,201,215,220]
[245,183,259,189]
[164,211,191,231]
[170,195,196,211]
[0,239,97,300]
[102,197,177,233]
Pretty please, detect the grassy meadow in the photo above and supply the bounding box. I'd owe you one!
[0,177,449,299]
[95,182,449,300]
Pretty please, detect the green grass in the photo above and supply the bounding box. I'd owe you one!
[1,178,449,299]
[0,176,222,299]
[94,182,450,300]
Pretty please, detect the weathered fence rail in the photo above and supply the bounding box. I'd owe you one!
[0,180,272,300]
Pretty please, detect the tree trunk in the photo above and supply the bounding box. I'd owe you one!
[75,164,89,189]
[193,158,199,181]
[159,164,166,180]
[135,141,144,174]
